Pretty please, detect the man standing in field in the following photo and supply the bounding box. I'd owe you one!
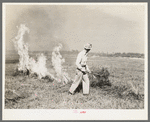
[69,43,92,95]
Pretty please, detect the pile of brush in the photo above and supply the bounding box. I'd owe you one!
[89,67,111,87]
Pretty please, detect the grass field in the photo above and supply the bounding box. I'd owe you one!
[4,53,144,109]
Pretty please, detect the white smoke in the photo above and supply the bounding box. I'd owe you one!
[52,44,65,79]
[52,44,71,83]
[13,24,56,80]
[13,24,70,83]
[29,54,47,79]
[13,24,30,72]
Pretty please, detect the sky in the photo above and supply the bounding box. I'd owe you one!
[4,3,147,53]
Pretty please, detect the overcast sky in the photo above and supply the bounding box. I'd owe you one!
[5,3,147,53]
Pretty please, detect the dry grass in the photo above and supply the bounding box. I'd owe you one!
[4,54,144,109]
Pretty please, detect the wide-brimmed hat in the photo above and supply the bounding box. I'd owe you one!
[84,43,92,49]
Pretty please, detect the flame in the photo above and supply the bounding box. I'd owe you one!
[13,24,30,71]
[13,24,56,80]
[52,44,70,83]
[28,54,48,79]
[13,24,70,82]
[52,44,64,79]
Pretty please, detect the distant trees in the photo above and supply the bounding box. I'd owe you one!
[98,52,144,58]
[28,50,144,59]
[59,51,144,58]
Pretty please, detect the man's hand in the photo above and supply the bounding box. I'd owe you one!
[88,70,92,74]
[82,69,91,75]
[86,69,91,74]
[86,65,91,74]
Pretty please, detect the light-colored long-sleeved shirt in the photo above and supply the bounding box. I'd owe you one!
[76,50,90,72]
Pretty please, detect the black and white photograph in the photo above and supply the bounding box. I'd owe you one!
[3,3,148,120]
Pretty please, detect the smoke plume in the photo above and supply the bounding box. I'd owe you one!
[13,24,56,80]
[13,24,70,83]
[13,24,30,72]
[52,44,71,83]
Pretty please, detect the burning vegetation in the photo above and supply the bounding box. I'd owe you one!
[51,43,71,84]
[13,24,70,83]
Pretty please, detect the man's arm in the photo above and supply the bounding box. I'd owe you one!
[76,53,82,69]
[86,65,91,73]
[76,52,87,74]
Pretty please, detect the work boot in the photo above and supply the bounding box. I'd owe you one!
[68,91,75,95]
[83,94,89,96]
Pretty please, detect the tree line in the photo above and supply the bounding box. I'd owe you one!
[28,50,144,58]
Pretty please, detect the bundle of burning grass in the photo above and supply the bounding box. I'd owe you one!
[13,67,55,82]
[89,67,111,87]
[13,67,30,76]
